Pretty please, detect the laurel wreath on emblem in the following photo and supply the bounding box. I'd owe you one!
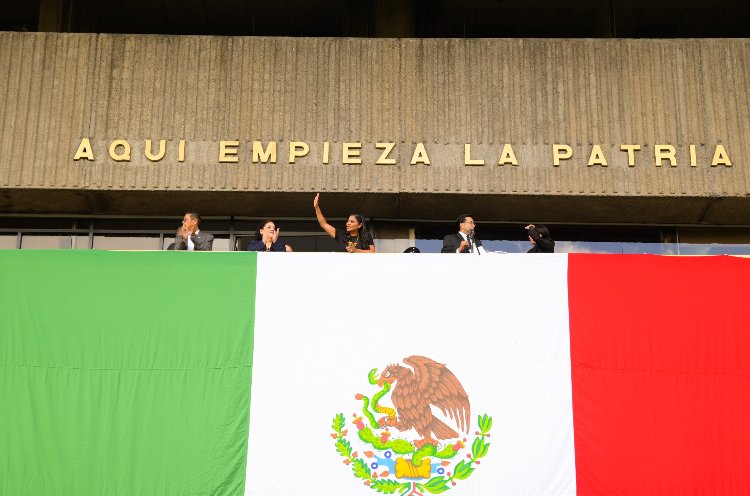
[330,358,492,495]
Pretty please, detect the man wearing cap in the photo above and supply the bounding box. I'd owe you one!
[441,214,486,254]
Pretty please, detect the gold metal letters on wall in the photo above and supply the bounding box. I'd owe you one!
[73,139,733,168]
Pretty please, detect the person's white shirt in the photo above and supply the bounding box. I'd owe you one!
[187,229,200,251]
[457,231,487,255]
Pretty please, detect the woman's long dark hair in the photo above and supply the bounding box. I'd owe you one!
[345,214,368,247]
[535,225,550,239]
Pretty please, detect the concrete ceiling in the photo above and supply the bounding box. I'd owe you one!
[4,189,750,227]
[2,0,750,37]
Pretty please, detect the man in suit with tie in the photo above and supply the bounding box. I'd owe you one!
[441,214,486,254]
[174,212,214,251]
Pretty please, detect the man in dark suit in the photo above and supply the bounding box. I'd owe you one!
[174,212,214,251]
[441,214,486,254]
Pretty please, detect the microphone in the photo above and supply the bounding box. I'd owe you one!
[468,229,479,255]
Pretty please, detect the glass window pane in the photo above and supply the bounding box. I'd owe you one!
[555,241,677,255]
[678,243,750,255]
[212,238,230,252]
[20,235,72,249]
[72,235,91,249]
[93,236,160,250]
[288,235,341,252]
[417,239,685,255]
[482,240,528,253]
[0,235,18,249]
[93,219,176,231]
[415,239,444,253]
[0,218,78,230]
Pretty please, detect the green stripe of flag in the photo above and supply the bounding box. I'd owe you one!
[0,251,257,495]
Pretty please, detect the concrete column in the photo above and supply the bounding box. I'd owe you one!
[374,0,415,37]
[38,0,64,32]
[373,222,413,253]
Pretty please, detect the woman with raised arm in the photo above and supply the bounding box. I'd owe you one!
[247,220,293,252]
[525,224,555,253]
[313,193,375,253]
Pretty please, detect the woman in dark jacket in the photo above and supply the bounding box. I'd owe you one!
[247,220,293,252]
[525,224,555,253]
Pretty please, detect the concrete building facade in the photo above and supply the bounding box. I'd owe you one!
[2,0,750,252]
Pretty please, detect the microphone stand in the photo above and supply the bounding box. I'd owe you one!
[468,230,479,255]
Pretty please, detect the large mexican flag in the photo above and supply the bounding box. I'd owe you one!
[2,251,749,495]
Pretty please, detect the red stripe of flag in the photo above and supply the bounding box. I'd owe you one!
[568,254,750,495]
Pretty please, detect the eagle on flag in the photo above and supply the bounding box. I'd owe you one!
[377,355,470,448]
